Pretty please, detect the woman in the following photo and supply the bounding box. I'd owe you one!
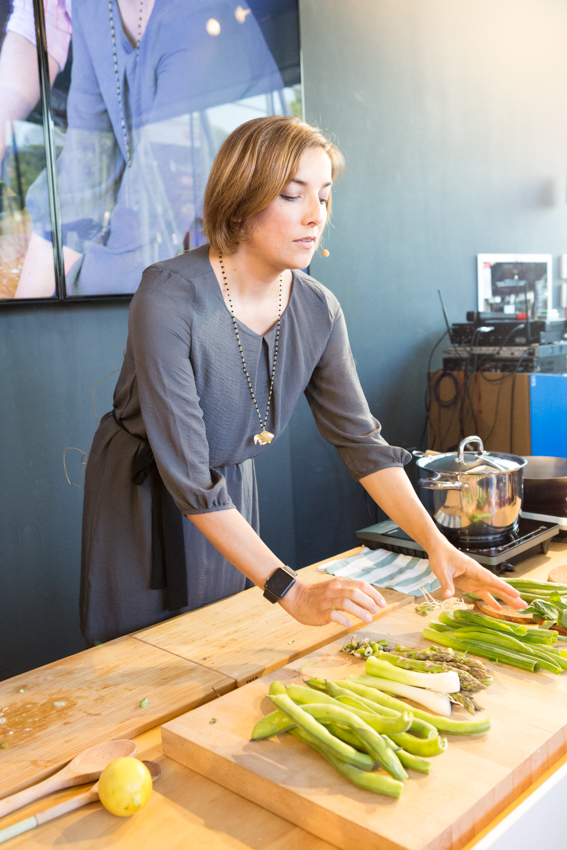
[81,116,525,644]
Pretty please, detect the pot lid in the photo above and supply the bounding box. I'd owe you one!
[419,436,523,474]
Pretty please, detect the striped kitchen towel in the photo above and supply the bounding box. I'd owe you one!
[317,547,440,597]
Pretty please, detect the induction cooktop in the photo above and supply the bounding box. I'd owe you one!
[356,517,560,574]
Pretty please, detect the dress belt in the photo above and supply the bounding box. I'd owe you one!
[112,410,188,612]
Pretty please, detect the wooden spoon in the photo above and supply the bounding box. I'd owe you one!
[0,761,161,844]
[0,739,137,819]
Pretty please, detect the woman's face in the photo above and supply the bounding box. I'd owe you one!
[244,147,333,272]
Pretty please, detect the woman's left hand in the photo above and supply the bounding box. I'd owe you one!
[428,539,528,611]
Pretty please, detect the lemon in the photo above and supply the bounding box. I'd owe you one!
[98,757,152,817]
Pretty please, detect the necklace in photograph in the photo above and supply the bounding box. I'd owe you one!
[108,0,144,168]
[219,253,282,446]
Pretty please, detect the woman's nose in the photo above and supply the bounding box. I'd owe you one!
[304,195,326,227]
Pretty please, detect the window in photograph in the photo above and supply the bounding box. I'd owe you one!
[1,0,302,302]
[0,0,62,302]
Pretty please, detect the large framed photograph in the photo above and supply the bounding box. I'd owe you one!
[477,253,553,319]
[0,0,301,303]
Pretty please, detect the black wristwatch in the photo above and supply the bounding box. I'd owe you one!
[263,565,298,603]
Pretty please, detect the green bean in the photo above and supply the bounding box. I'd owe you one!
[269,680,287,696]
[343,676,491,736]
[382,736,431,775]
[286,684,412,735]
[269,695,376,770]
[251,709,295,740]
[421,629,538,673]
[307,678,396,716]
[297,702,408,781]
[290,728,403,798]
[388,731,448,757]
[325,722,369,750]
[323,680,439,740]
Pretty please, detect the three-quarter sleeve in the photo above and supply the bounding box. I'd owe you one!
[128,268,235,514]
[304,304,411,480]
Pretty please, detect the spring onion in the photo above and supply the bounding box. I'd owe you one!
[365,656,460,694]
[434,627,535,655]
[449,609,528,636]
[349,673,452,716]
[421,628,538,672]
[336,678,490,735]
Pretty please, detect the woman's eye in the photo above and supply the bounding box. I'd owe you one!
[280,194,299,201]
[320,197,329,206]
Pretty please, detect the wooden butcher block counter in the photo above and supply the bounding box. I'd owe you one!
[161,598,567,850]
[2,541,567,849]
[0,548,411,799]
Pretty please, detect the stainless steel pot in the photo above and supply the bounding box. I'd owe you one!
[414,436,526,544]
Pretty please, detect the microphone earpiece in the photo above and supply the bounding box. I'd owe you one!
[322,249,330,258]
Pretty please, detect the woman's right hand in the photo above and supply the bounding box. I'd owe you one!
[278,577,386,628]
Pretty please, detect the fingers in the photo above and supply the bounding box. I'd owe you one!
[325,579,385,624]
[497,591,528,611]
[477,591,502,611]
[329,608,352,629]
[464,566,528,611]
[429,565,455,600]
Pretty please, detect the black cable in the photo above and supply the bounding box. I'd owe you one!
[509,349,530,453]
[422,329,449,449]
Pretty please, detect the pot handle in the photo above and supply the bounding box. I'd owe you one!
[412,450,442,458]
[418,478,463,491]
[457,436,484,464]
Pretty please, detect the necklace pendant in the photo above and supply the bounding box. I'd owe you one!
[254,429,274,445]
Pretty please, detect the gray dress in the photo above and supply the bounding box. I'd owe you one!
[80,243,410,643]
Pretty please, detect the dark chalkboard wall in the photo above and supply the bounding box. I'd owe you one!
[3,0,567,677]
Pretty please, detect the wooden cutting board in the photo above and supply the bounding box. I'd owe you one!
[162,606,567,850]
[134,554,412,686]
[475,600,535,623]
[0,637,234,799]
[548,564,567,584]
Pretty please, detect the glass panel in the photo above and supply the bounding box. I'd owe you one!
[4,0,301,300]
[0,0,60,301]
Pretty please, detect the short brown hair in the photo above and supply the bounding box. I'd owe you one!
[203,116,344,254]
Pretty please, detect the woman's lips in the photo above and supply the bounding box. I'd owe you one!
[294,238,316,248]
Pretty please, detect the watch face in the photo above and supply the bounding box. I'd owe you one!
[267,568,295,597]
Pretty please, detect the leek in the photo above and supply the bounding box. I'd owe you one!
[354,671,452,716]
[365,656,460,694]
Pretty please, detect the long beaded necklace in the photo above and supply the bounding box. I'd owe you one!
[219,253,282,446]
[108,0,144,168]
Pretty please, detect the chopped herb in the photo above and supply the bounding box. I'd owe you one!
[209,717,217,724]
[18,689,24,694]
[140,698,148,709]
[0,742,8,749]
